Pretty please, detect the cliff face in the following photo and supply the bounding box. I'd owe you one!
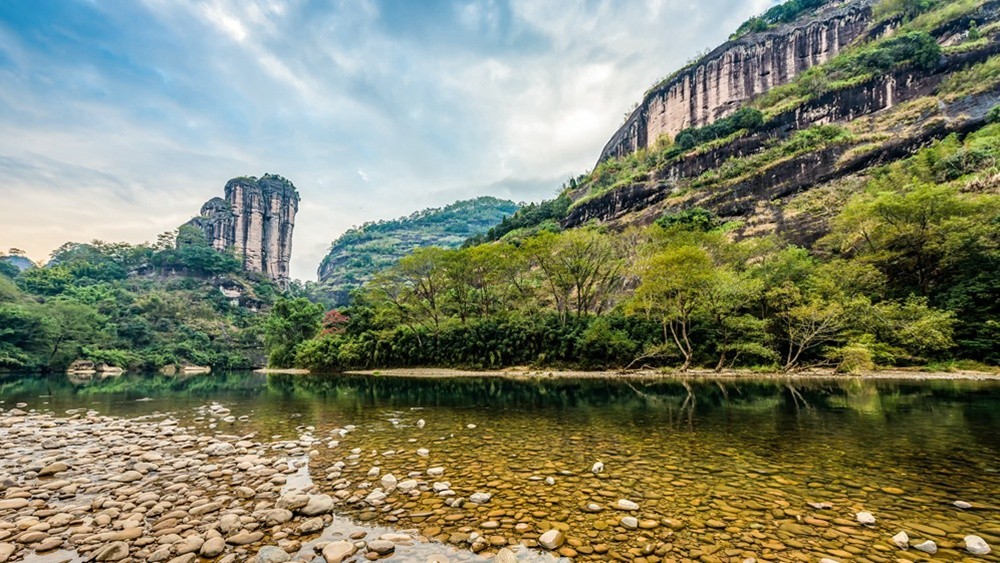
[563,0,1000,243]
[599,0,874,162]
[187,175,299,286]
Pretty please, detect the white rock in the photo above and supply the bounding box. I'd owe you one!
[621,516,638,529]
[367,467,380,478]
[954,500,973,509]
[381,474,398,489]
[616,499,639,511]
[545,477,555,486]
[300,494,336,516]
[856,511,876,525]
[965,535,991,555]
[322,541,356,563]
[892,531,909,550]
[466,424,476,429]
[591,461,604,474]
[538,529,565,550]
[416,448,429,457]
[913,540,937,554]
[469,492,492,504]
[416,419,426,428]
[494,547,517,563]
[397,479,419,493]
[427,467,445,477]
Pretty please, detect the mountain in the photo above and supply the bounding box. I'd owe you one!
[316,196,521,304]
[184,174,299,288]
[484,0,1000,245]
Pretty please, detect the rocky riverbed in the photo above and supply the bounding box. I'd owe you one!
[2,374,999,563]
[0,404,551,563]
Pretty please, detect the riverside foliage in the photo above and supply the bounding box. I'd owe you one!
[0,226,283,371]
[272,127,1000,373]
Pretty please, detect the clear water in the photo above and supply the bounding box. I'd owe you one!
[2,371,999,561]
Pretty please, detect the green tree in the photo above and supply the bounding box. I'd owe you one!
[631,245,715,370]
[263,298,324,368]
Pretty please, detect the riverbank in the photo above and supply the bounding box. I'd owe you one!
[344,366,1000,381]
[0,406,495,563]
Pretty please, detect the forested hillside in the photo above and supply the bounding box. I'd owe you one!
[0,227,285,372]
[269,124,999,372]
[316,197,519,304]
[265,0,1000,374]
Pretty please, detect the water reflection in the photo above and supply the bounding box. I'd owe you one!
[2,372,999,560]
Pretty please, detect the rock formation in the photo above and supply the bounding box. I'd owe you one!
[599,0,874,162]
[186,174,299,286]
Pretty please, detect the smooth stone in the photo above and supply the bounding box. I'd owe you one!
[954,500,973,509]
[200,537,226,557]
[427,467,445,477]
[301,494,335,516]
[0,544,15,563]
[0,499,29,510]
[615,499,639,511]
[591,462,604,474]
[965,535,991,555]
[856,511,876,525]
[892,530,909,550]
[469,492,492,504]
[913,540,937,554]
[538,530,565,550]
[296,517,325,535]
[380,474,398,489]
[94,541,130,561]
[38,462,69,477]
[621,516,638,529]
[367,540,395,555]
[323,541,357,563]
[494,547,517,563]
[256,546,290,563]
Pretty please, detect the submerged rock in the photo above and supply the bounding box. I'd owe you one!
[538,530,565,550]
[322,541,357,563]
[965,535,991,555]
[616,499,639,511]
[856,511,876,525]
[892,531,909,550]
[913,540,937,554]
[591,461,604,474]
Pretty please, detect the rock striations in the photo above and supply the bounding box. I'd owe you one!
[599,0,874,163]
[187,174,299,286]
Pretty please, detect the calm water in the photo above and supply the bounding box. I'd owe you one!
[2,371,999,561]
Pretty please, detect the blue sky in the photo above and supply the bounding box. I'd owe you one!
[0,0,771,280]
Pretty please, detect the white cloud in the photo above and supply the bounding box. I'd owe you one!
[0,0,773,280]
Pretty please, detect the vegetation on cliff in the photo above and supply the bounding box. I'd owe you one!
[0,228,285,372]
[269,125,999,372]
[317,197,520,305]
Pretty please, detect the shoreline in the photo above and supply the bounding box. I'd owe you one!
[342,366,1000,381]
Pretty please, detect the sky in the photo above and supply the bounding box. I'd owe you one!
[0,0,773,281]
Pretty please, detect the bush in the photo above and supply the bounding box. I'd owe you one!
[987,105,1000,124]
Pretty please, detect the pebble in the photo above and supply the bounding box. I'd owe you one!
[892,530,909,549]
[913,540,937,554]
[323,540,357,563]
[256,546,291,563]
[615,499,639,511]
[856,511,876,525]
[965,535,991,555]
[538,529,565,550]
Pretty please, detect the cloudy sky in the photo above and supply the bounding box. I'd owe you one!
[0,0,772,280]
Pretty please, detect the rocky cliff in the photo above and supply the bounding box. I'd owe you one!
[561,0,1000,242]
[186,174,299,286]
[599,0,875,162]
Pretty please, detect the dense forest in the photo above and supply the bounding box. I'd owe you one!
[264,125,1000,373]
[316,197,519,305]
[0,226,284,372]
